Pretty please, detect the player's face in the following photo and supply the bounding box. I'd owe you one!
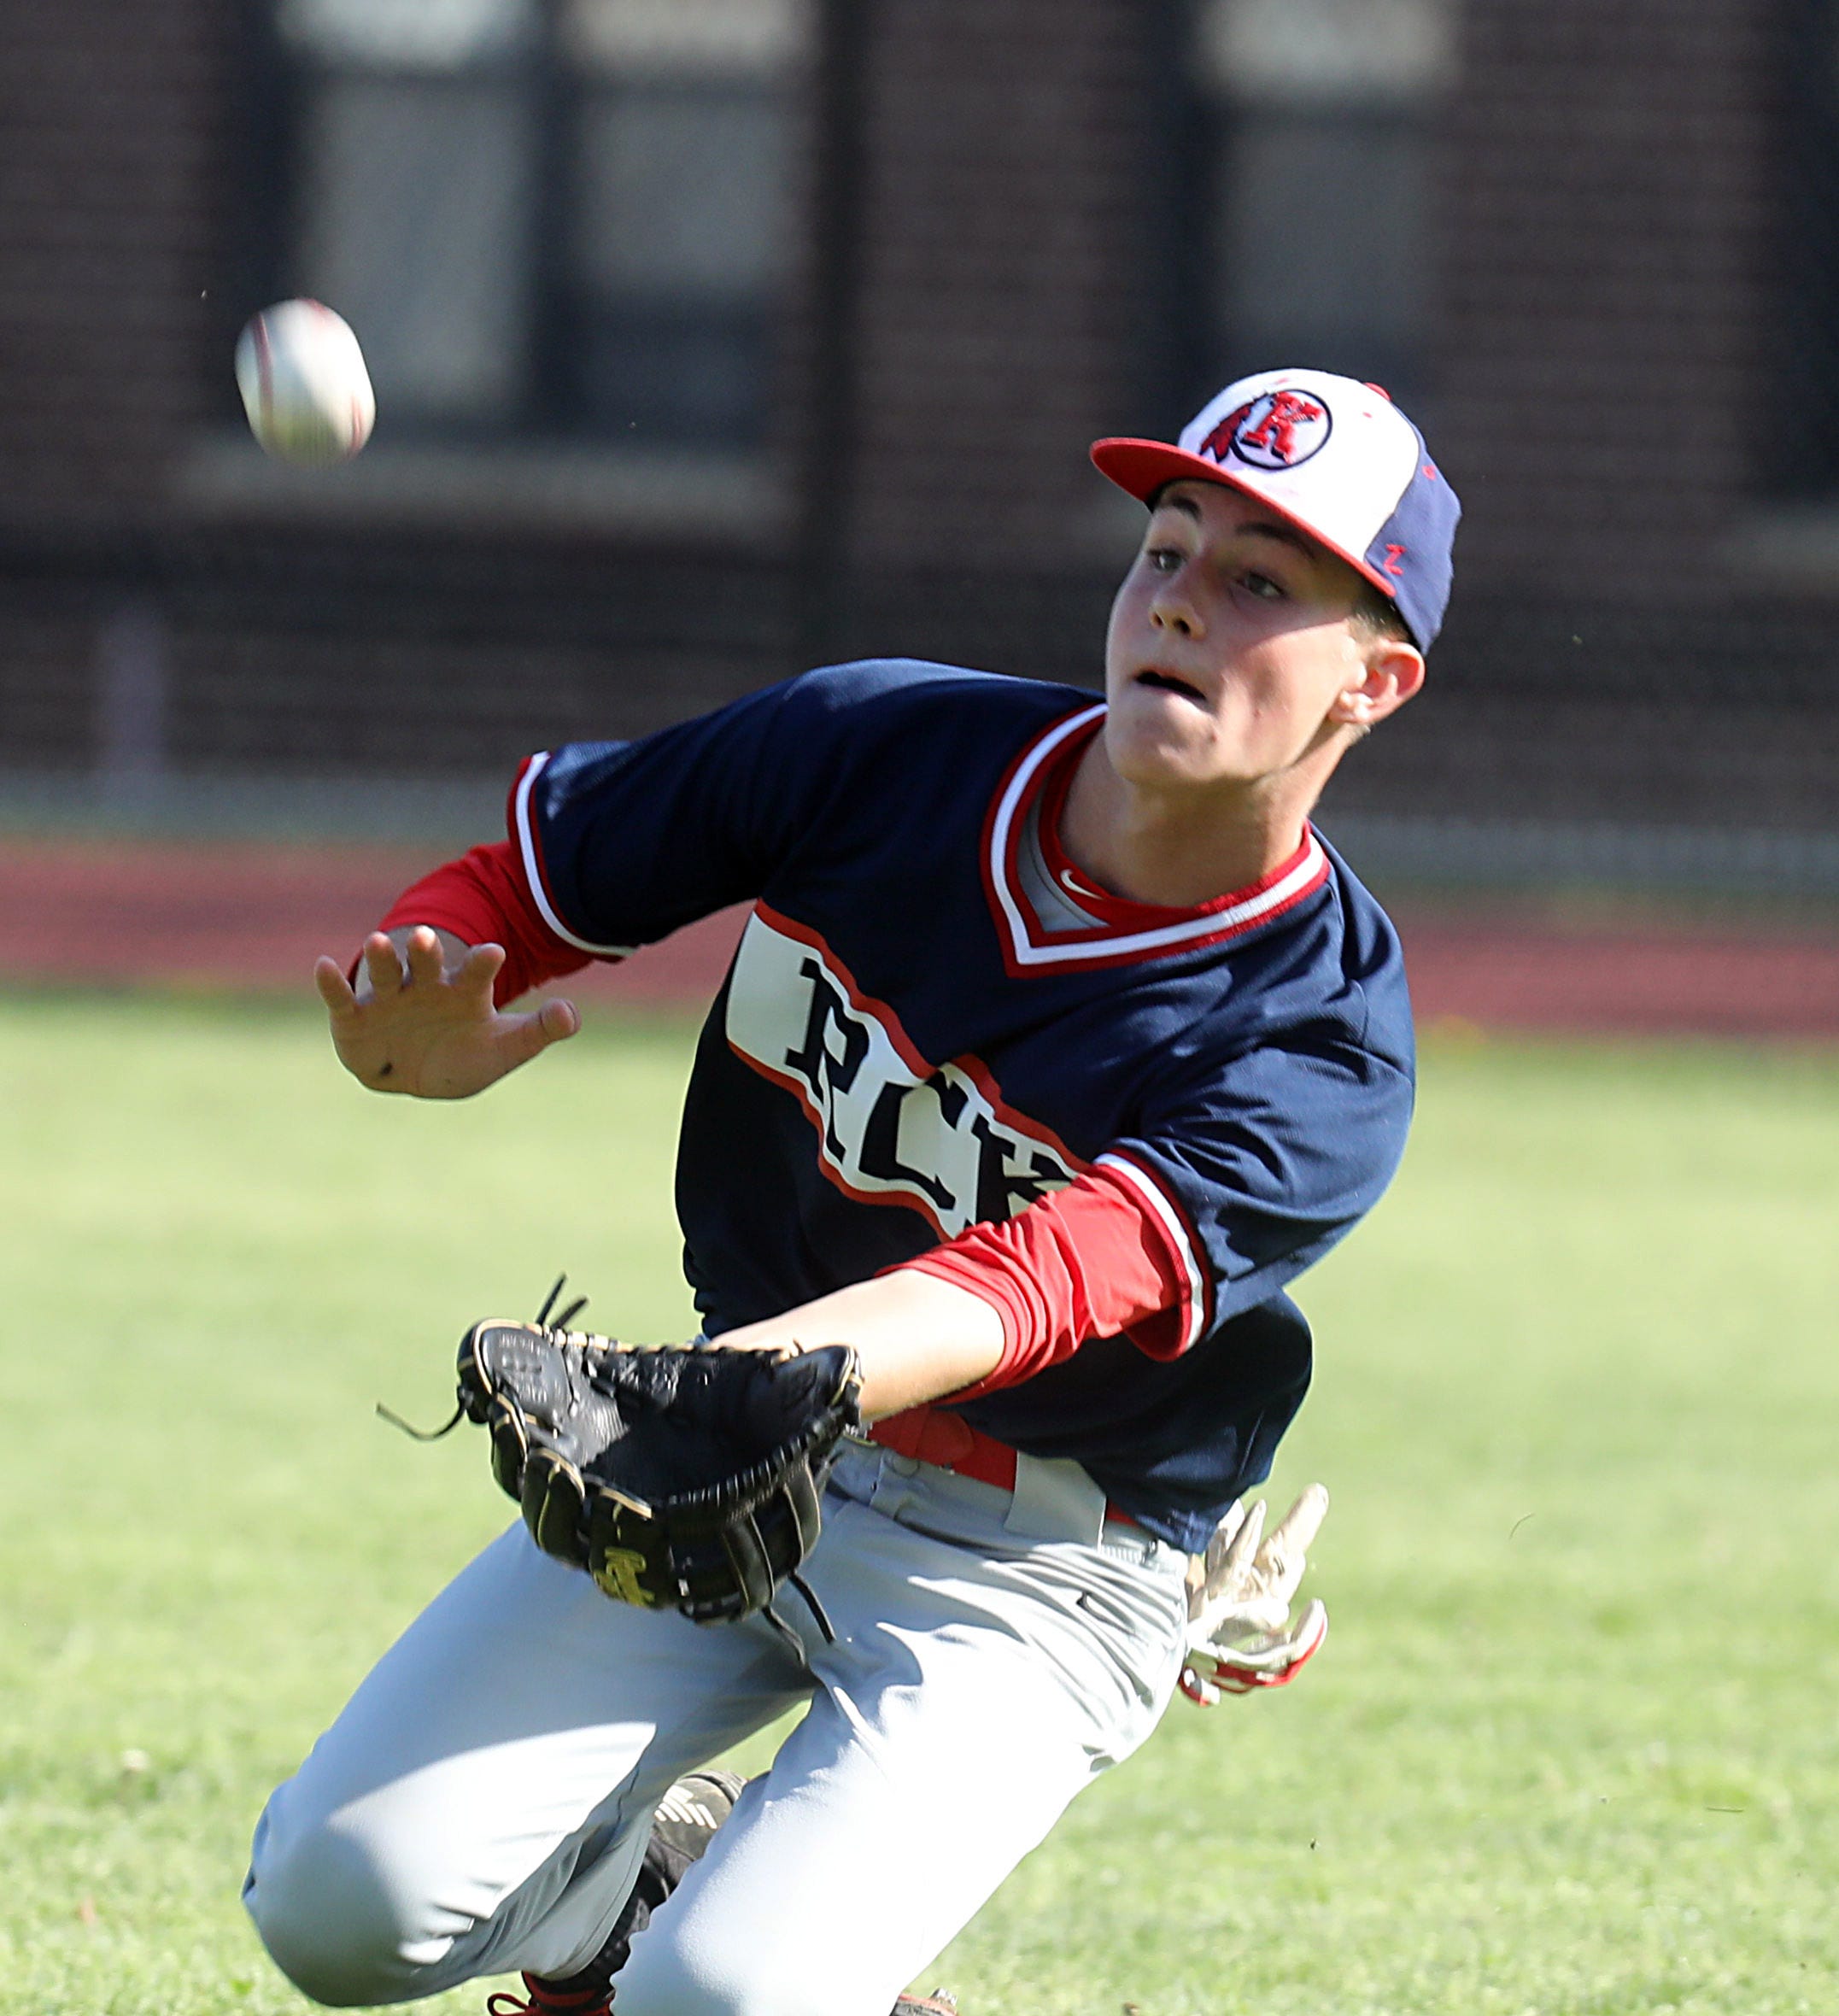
[1103,482,1413,793]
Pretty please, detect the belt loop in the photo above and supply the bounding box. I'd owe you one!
[1004,1452,1107,1546]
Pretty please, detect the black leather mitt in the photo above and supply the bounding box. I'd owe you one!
[454,1294,861,1638]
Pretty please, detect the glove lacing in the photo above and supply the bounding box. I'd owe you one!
[375,1274,591,1443]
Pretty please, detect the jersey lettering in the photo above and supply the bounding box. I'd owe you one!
[969,1111,1066,1222]
[783,958,870,1160]
[727,909,1076,1235]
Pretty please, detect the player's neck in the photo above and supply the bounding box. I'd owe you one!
[1058,737,1318,909]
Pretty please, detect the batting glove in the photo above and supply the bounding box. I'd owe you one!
[1180,1483,1329,1706]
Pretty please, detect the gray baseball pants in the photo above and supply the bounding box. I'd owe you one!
[243,1438,1191,2015]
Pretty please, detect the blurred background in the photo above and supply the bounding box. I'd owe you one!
[0,0,1835,1030]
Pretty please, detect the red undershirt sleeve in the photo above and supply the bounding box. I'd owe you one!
[376,841,593,1006]
[893,1160,1196,1401]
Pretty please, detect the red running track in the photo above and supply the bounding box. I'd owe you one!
[1,836,1835,1040]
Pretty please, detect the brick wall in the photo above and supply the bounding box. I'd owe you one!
[1438,0,1776,594]
[846,0,1152,571]
[0,0,1833,852]
[0,0,228,530]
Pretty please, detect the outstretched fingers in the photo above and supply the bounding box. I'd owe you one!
[361,931,408,998]
[1264,1483,1330,1568]
[454,939,509,1000]
[403,924,447,986]
[1222,1496,1266,1583]
[1253,1483,1329,1605]
[313,953,358,1017]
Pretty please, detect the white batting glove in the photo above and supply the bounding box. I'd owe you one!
[1179,1484,1329,1706]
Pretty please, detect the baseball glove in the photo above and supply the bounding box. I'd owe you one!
[1180,1484,1330,1705]
[453,1281,862,1641]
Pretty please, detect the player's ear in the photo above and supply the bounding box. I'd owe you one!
[1329,638,1425,731]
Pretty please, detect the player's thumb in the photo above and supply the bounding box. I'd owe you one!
[489,997,579,1077]
[536,997,580,1046]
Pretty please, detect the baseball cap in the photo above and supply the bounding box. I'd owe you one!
[1091,367,1460,650]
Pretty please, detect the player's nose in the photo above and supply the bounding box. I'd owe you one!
[1148,583,1204,639]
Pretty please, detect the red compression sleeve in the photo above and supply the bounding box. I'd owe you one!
[895,1161,1198,1401]
[377,842,592,1006]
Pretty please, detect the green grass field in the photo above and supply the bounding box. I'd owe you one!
[1,993,1835,2016]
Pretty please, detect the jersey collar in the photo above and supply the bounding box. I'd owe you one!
[980,704,1332,975]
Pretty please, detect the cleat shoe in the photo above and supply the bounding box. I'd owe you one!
[486,1977,611,2016]
[486,1773,958,2016]
[485,1771,752,2011]
[650,1768,748,1861]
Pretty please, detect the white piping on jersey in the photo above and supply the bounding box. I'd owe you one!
[987,706,1330,968]
[1095,1152,1209,1352]
[513,752,636,958]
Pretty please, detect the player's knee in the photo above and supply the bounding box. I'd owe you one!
[243,1820,426,2007]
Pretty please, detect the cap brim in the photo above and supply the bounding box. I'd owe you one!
[1089,437,1402,611]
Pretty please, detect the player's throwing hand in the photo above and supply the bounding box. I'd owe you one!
[1180,1484,1331,1704]
[313,926,578,1099]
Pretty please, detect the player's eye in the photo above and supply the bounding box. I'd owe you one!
[1146,545,1184,574]
[1239,570,1286,601]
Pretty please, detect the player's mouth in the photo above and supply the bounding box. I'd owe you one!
[1133,667,1209,706]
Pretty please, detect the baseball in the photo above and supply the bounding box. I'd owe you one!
[234,299,376,467]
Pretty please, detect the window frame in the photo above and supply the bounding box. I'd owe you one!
[1165,0,1454,420]
[224,0,807,458]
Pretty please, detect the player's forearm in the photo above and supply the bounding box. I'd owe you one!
[717,1271,1004,1422]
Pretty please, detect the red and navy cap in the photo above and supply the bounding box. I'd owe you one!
[1091,368,1461,650]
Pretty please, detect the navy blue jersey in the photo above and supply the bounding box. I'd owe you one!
[514,660,1415,1552]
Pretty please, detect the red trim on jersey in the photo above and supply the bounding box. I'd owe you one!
[979,706,1332,976]
[377,841,589,1006]
[894,1160,1196,1397]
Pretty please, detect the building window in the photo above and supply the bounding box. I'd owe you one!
[1182,0,1455,406]
[266,0,808,447]
[1773,0,1839,495]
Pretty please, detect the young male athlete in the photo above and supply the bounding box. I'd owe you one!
[246,368,1459,2016]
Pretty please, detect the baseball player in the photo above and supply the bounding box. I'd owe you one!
[245,366,1459,2016]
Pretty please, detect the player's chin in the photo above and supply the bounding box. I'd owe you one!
[1104,706,1234,791]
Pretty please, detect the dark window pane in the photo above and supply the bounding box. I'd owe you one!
[1772,0,1839,492]
[1216,110,1432,388]
[1180,0,1450,408]
[296,75,539,424]
[571,303,773,443]
[571,85,794,299]
[565,80,793,441]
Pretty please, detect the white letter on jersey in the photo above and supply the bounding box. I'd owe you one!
[725,909,1076,1237]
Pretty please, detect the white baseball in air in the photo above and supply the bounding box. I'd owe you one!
[234,299,376,467]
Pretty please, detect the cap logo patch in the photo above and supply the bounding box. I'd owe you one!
[1202,390,1332,472]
